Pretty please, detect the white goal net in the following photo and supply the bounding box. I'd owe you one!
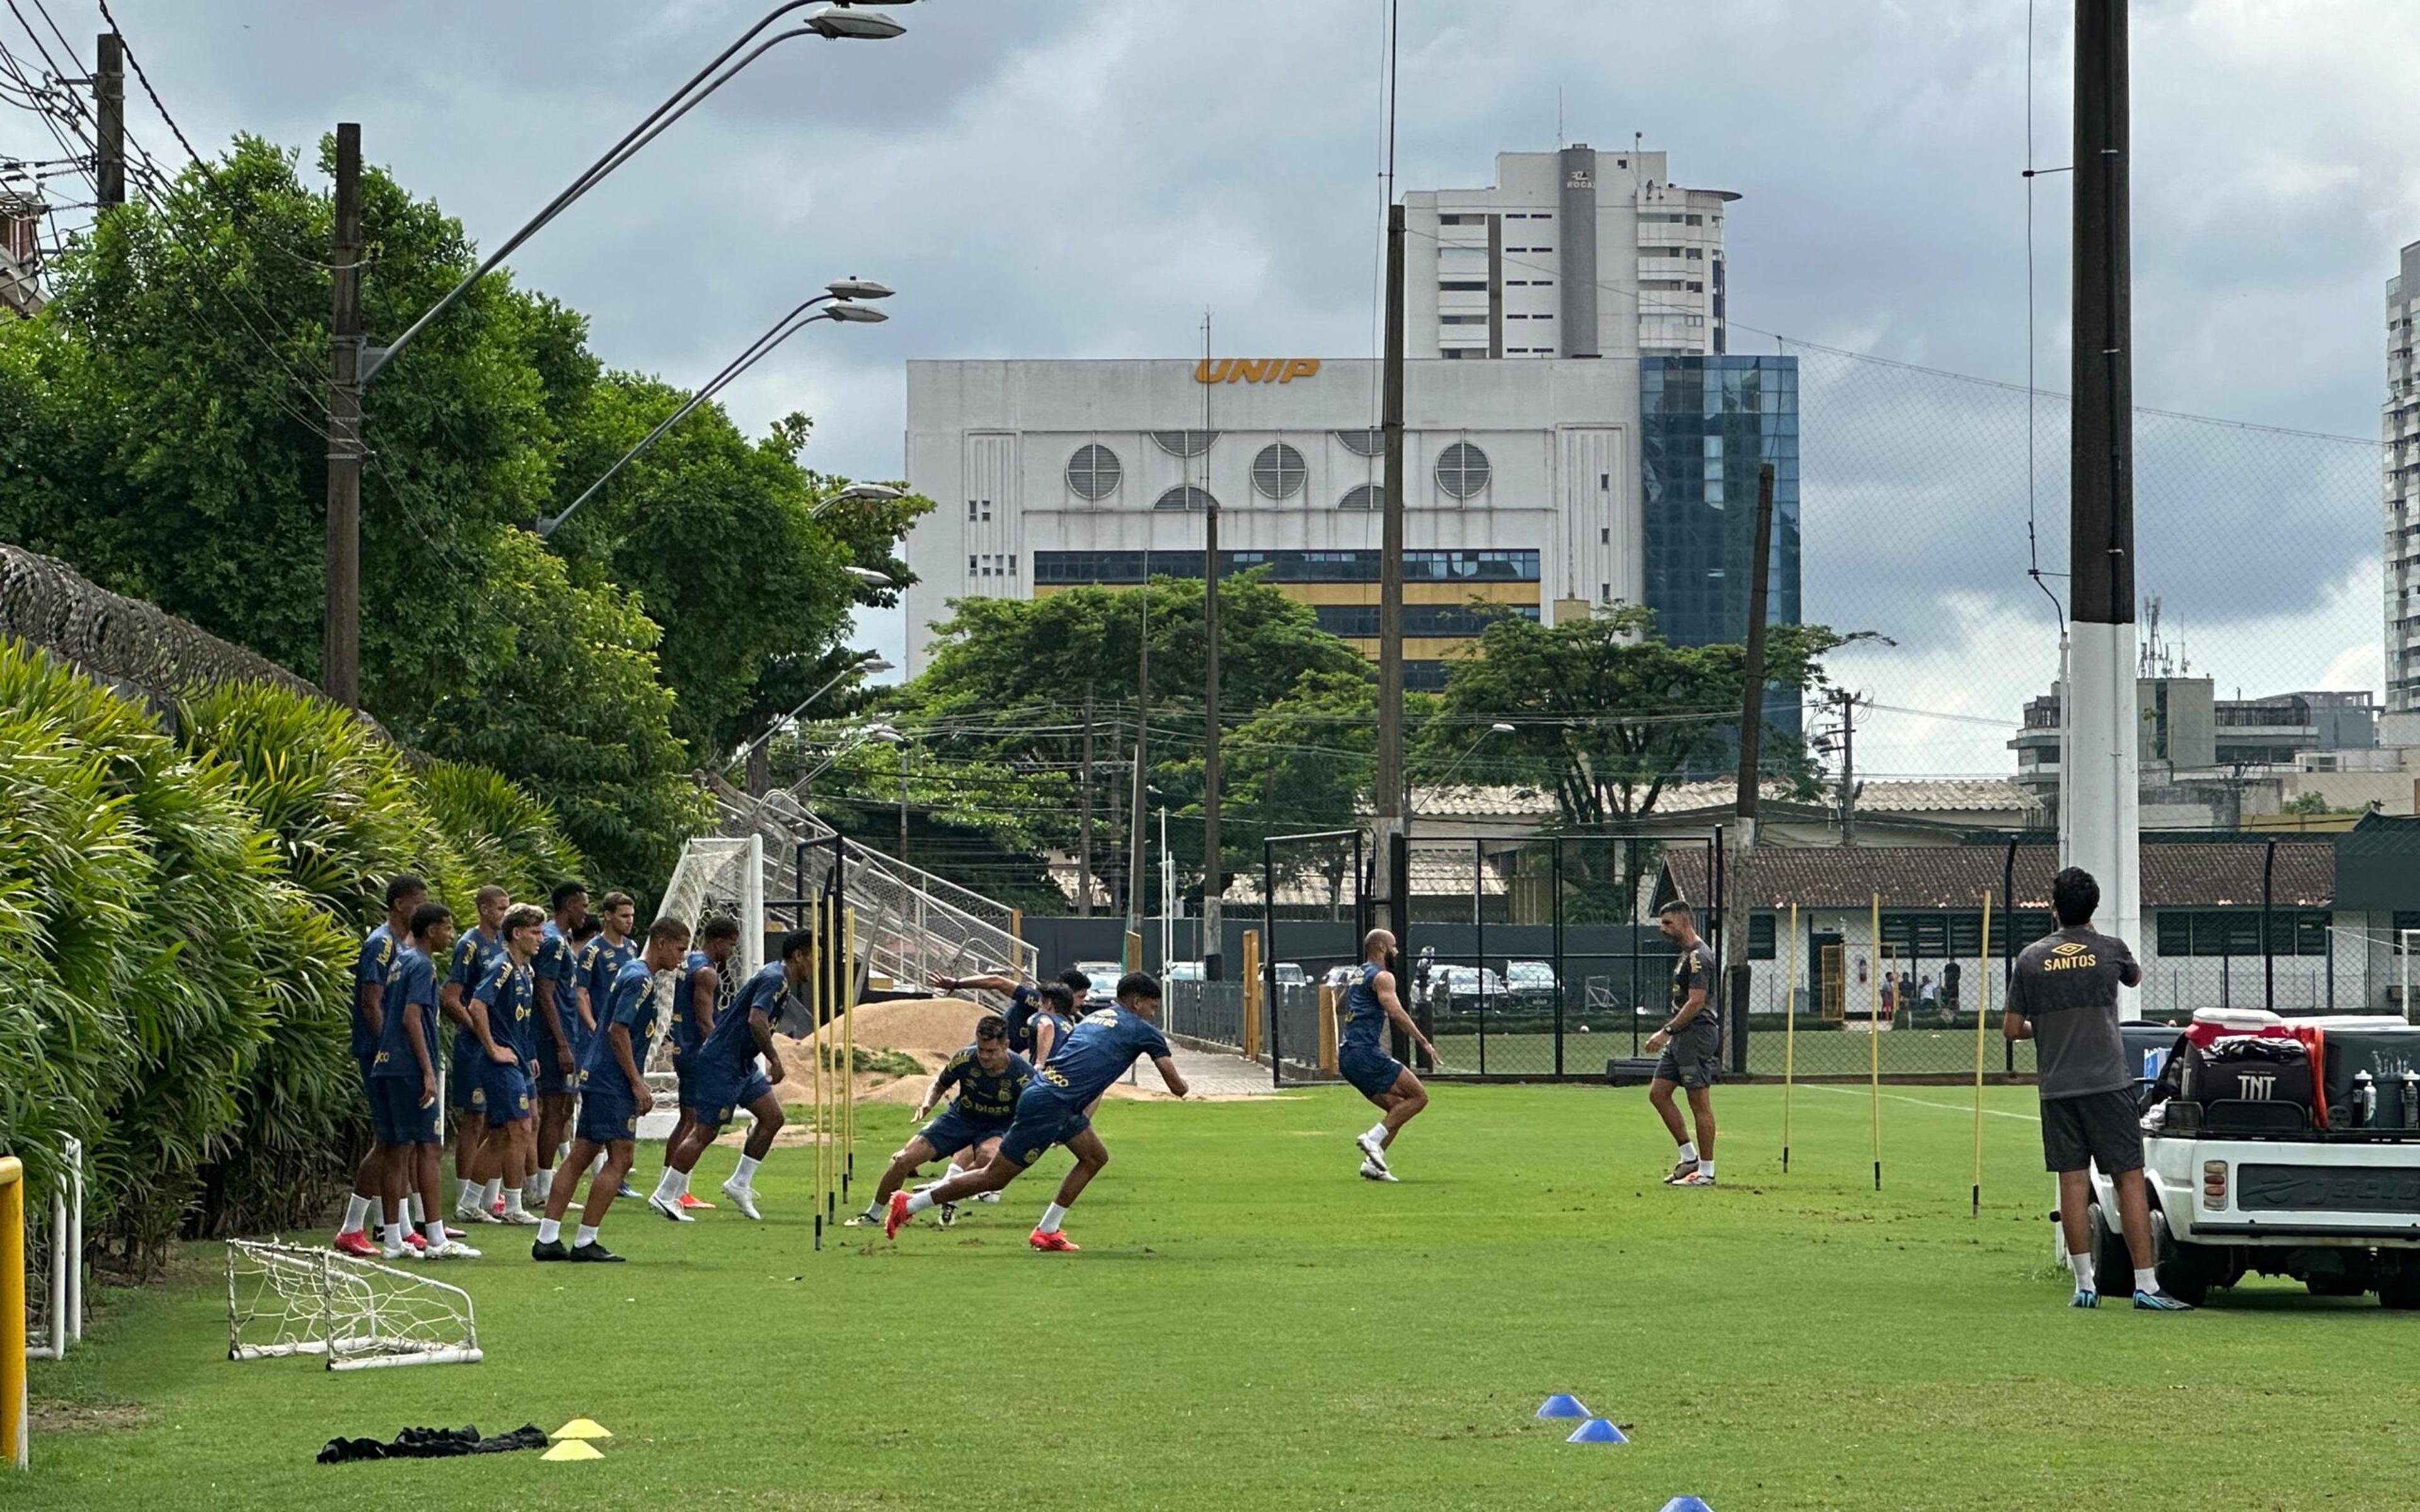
[226,1240,481,1370]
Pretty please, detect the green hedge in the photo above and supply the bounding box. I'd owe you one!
[0,639,589,1271]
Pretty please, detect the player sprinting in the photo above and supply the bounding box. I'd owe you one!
[369,902,480,1259]
[652,929,806,1222]
[1339,929,1440,1183]
[659,917,740,1215]
[469,904,548,1225]
[575,891,641,1200]
[1644,900,1720,1188]
[335,874,426,1258]
[529,881,589,1208]
[856,1012,1034,1228]
[534,916,691,1263]
[888,971,1187,1252]
[443,885,512,1223]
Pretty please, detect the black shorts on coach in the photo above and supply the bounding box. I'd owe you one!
[2039,1087,2143,1174]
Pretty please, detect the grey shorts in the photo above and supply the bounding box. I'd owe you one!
[2040,1088,2144,1174]
[1652,1034,1722,1091]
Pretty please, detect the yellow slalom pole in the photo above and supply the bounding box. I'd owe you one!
[1869,891,1883,1192]
[2,1155,25,1470]
[1973,889,1993,1217]
[842,905,858,1205]
[1782,903,1799,1174]
[810,905,827,1251]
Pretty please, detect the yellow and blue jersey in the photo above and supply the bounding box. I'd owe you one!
[370,946,441,1080]
[350,923,396,1059]
[1029,1005,1171,1108]
[473,956,538,1062]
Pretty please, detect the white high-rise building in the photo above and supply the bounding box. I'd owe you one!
[1402,146,1736,362]
[2387,239,2420,714]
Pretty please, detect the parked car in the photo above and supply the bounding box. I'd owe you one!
[1505,960,1557,1005]
[1073,961,1122,1006]
[1165,960,1204,983]
[1429,965,1507,1012]
[1271,962,1308,988]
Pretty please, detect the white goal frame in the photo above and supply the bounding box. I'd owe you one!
[24,1137,83,1361]
[226,1240,481,1370]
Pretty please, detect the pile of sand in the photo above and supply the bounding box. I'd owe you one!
[786,995,988,1058]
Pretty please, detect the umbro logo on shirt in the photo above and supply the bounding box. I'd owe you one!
[2043,941,2098,971]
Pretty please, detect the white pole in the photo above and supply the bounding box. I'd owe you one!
[66,1137,82,1343]
[744,833,765,977]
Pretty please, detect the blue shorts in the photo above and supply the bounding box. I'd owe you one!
[575,1079,642,1146]
[481,1059,533,1125]
[355,1050,379,1101]
[449,1042,483,1114]
[996,1096,1090,1169]
[691,1072,776,1133]
[1339,1044,1407,1099]
[917,1109,1009,1162]
[371,1075,443,1146]
[672,1052,698,1109]
[535,1009,580,1096]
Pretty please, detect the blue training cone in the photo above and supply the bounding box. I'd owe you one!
[1565,1418,1627,1445]
[1535,1394,1591,1419]
[1659,1499,1714,1512]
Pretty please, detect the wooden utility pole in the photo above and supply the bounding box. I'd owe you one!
[93,34,124,209]
[322,124,364,708]
[1374,203,1407,932]
[1201,315,1223,978]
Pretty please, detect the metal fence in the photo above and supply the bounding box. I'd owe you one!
[0,542,325,707]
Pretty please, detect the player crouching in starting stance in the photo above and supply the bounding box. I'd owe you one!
[1339,929,1440,1183]
[855,1012,1034,1228]
[533,915,691,1263]
[887,971,1187,1251]
[648,928,805,1223]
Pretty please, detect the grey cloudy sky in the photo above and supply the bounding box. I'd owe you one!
[16,1,2416,772]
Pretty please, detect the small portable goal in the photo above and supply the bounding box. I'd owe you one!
[226,1240,481,1370]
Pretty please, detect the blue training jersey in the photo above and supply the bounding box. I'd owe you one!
[535,921,582,1034]
[350,922,397,1059]
[583,956,666,1079]
[371,945,441,1080]
[672,949,737,1057]
[1002,983,1042,1055]
[1032,1009,1075,1065]
[1030,1005,1172,1107]
[472,956,538,1061]
[701,961,789,1074]
[1341,962,1385,1055]
[579,934,638,1022]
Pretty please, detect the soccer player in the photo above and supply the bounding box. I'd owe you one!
[470,904,547,1225]
[335,873,426,1257]
[442,885,512,1223]
[369,902,480,1259]
[1337,929,1441,1183]
[1028,983,1078,1068]
[529,881,589,1206]
[576,891,641,1199]
[857,1012,1034,1227]
[2007,866,2191,1311]
[931,966,1090,1060]
[660,917,741,1215]
[534,916,691,1263]
[653,929,805,1223]
[1644,900,1721,1187]
[887,971,1187,1252]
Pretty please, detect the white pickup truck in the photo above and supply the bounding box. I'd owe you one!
[2078,1012,2420,1308]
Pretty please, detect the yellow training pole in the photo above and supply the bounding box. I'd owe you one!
[1973,889,1993,1217]
[1782,903,1799,1174]
[2,1157,25,1470]
[809,906,827,1251]
[842,905,858,1202]
[1869,891,1883,1192]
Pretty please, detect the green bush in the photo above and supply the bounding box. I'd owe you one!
[417,757,586,906]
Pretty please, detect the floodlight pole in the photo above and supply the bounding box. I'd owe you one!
[2065,0,2141,949]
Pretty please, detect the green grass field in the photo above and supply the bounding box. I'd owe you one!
[12,1084,2409,1511]
[1424,1026,2031,1079]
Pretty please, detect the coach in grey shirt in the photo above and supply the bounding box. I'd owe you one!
[2004,866,2190,1311]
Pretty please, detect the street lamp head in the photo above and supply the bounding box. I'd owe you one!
[826,303,889,323]
[844,565,895,588]
[826,277,894,301]
[1490,722,1516,734]
[808,4,907,39]
[834,483,903,505]
[856,653,895,672]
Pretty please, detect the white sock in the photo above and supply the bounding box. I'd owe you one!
[904,1189,936,1216]
[422,1218,447,1249]
[674,1168,691,1198]
[588,1151,606,1176]
[1698,1160,1715,1179]
[1038,1202,1068,1234]
[1364,1123,1388,1145]
[503,1189,526,1217]
[483,1177,503,1208]
[410,1192,428,1225]
[382,1221,408,1256]
[2069,1252,2095,1292]
[342,1193,372,1233]
[654,1167,685,1203]
[2134,1267,2158,1296]
[734,1154,762,1186]
[537,1218,561,1244]
[575,1224,599,1248]
[944,1162,967,1182]
[1676,1141,1698,1164]
[457,1179,477,1210]
[532,1169,551,1200]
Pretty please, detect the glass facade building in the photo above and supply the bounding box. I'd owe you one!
[1642,355,1803,737]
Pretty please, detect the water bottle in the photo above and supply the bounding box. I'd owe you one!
[2401,1070,2420,1130]
[2353,1070,2375,1130]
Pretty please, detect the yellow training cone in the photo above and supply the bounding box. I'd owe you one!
[551,1419,613,1441]
[543,1440,605,1462]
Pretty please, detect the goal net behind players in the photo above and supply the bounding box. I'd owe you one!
[656,833,766,978]
[226,1240,481,1370]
